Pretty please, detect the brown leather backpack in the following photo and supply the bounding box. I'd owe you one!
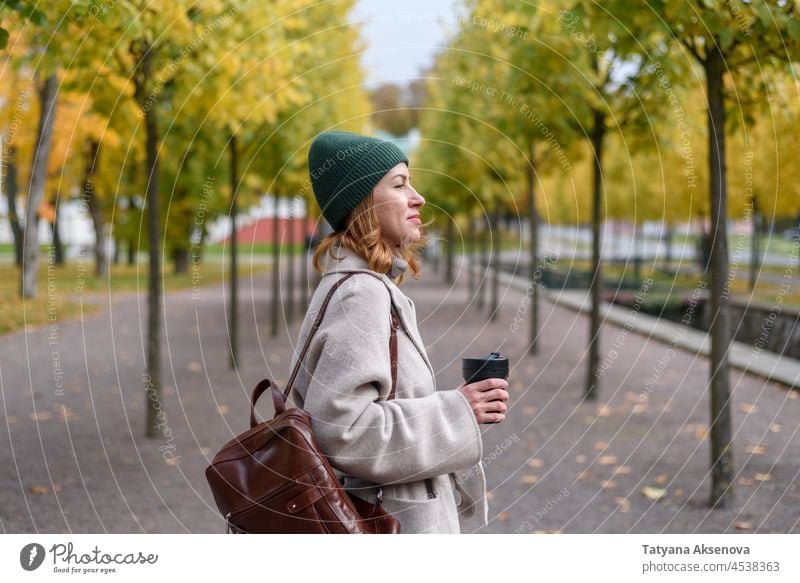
[205,273,401,534]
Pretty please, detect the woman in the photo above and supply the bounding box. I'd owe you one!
[288,130,510,534]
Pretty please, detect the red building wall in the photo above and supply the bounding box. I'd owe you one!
[223,217,318,244]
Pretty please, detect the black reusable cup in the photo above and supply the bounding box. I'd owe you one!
[462,352,509,423]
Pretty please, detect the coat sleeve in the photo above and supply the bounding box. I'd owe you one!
[302,276,482,486]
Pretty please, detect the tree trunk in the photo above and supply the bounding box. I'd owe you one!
[445,217,454,284]
[83,140,108,277]
[478,218,488,310]
[127,195,137,265]
[749,194,759,292]
[300,238,311,313]
[229,134,239,369]
[302,219,310,310]
[705,46,735,509]
[585,109,606,401]
[271,195,281,337]
[112,238,120,264]
[21,73,59,298]
[664,221,673,270]
[51,199,64,266]
[173,248,188,274]
[3,145,24,266]
[134,45,164,438]
[432,231,440,273]
[633,222,641,290]
[527,140,539,355]
[467,212,476,297]
[489,203,500,322]
[287,211,295,325]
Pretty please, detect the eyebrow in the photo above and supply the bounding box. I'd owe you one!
[392,173,410,181]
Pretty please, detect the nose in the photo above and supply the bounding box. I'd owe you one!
[409,185,425,208]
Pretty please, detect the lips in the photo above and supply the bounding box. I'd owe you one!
[408,214,420,223]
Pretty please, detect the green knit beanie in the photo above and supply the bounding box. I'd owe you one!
[308,131,409,231]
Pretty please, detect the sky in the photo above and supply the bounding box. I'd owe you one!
[351,0,461,88]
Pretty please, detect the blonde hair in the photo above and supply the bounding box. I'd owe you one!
[312,191,428,285]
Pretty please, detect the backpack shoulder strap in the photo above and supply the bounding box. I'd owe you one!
[281,272,401,405]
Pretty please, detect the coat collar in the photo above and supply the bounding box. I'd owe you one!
[321,244,408,280]
[321,245,435,382]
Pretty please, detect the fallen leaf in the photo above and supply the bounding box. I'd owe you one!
[788,391,798,400]
[739,403,758,413]
[673,488,683,497]
[577,470,592,481]
[7,416,18,424]
[496,511,510,522]
[614,466,632,475]
[165,456,181,466]
[601,480,617,490]
[593,441,609,451]
[642,486,667,501]
[187,362,203,372]
[533,530,561,534]
[486,491,496,501]
[575,455,586,463]
[520,475,539,484]
[217,404,229,415]
[599,455,618,466]
[770,423,781,433]
[655,473,669,485]
[56,405,77,420]
[522,406,537,415]
[29,411,53,422]
[754,473,772,482]
[31,486,49,494]
[596,405,612,417]
[511,382,524,392]
[527,458,543,468]
[735,522,752,530]
[632,404,649,414]
[625,392,647,403]
[745,444,766,455]
[738,478,755,487]
[199,447,212,456]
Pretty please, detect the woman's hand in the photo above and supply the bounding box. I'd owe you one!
[457,378,509,424]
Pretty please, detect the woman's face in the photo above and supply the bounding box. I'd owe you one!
[372,162,425,247]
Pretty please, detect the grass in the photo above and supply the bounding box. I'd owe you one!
[0,243,57,254]
[729,234,799,256]
[540,260,799,307]
[0,259,269,336]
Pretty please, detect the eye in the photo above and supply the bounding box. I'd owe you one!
[395,183,405,189]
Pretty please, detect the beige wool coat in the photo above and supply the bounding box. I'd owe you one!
[286,244,489,534]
